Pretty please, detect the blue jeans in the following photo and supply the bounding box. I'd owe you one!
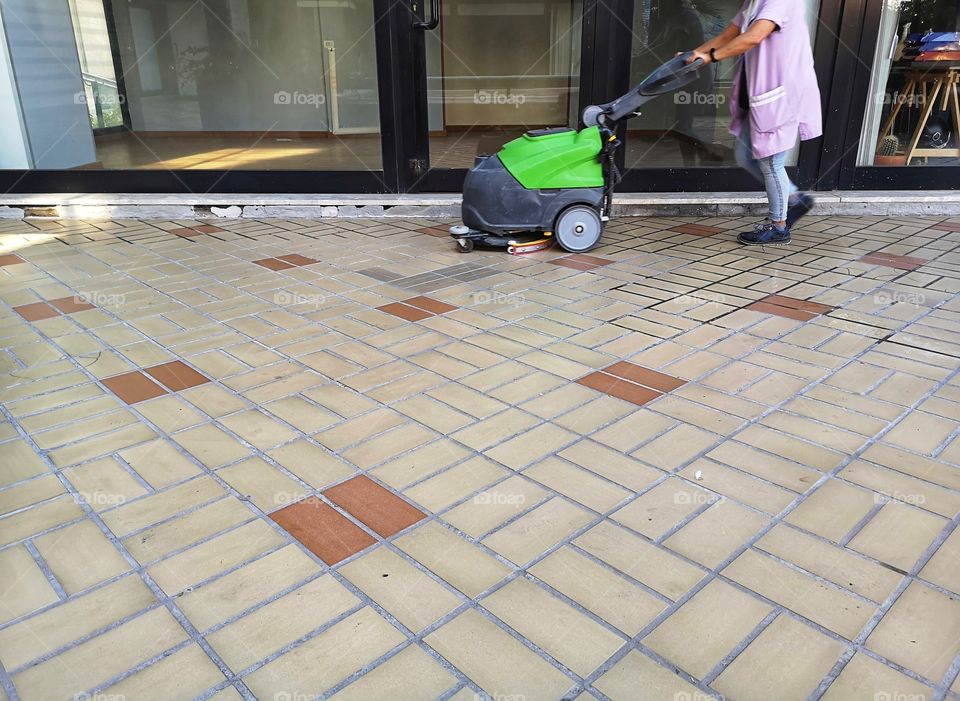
[735,132,797,223]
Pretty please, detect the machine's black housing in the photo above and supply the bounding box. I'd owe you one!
[461,155,604,237]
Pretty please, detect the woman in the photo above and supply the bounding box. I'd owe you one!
[685,0,822,245]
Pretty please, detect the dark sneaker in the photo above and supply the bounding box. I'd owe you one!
[738,221,791,246]
[786,193,814,228]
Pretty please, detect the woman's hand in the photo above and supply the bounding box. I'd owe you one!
[686,49,711,65]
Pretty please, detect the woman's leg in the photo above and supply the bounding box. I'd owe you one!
[735,134,766,185]
[755,151,792,225]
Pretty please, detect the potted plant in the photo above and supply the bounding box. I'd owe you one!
[875,134,908,165]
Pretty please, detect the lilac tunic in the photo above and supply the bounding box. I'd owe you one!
[730,0,823,159]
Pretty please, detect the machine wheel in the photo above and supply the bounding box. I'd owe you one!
[455,238,474,253]
[554,205,603,253]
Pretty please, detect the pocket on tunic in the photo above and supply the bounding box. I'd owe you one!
[749,86,788,132]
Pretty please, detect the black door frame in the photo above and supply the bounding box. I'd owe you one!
[413,0,609,193]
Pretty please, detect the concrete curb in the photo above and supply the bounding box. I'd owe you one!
[0,192,958,220]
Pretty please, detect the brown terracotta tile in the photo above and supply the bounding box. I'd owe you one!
[271,496,376,565]
[860,253,926,271]
[565,254,614,267]
[405,296,458,314]
[145,361,211,391]
[170,227,203,238]
[14,302,59,322]
[277,254,319,266]
[253,258,297,271]
[604,361,687,392]
[103,371,169,404]
[745,301,817,322]
[550,258,598,272]
[759,295,834,316]
[577,372,661,406]
[0,254,26,266]
[377,302,434,322]
[49,296,96,314]
[669,224,724,237]
[324,475,426,537]
[194,225,224,234]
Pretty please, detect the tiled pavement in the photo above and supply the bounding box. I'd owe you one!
[0,213,959,701]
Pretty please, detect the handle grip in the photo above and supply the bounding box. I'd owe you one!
[414,0,439,30]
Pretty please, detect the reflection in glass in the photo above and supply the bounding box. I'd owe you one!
[860,0,960,167]
[103,0,381,170]
[427,0,583,169]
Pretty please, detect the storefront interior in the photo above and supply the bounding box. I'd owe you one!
[1,0,957,191]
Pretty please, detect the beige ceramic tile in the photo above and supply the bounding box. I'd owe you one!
[524,458,631,513]
[443,475,549,538]
[756,524,901,602]
[339,547,462,632]
[483,497,594,566]
[103,643,225,700]
[867,582,960,681]
[425,609,574,701]
[123,496,252,563]
[644,579,772,678]
[664,498,769,569]
[848,501,947,572]
[822,652,933,701]
[712,614,845,701]
[33,519,129,594]
[329,645,457,701]
[395,521,510,598]
[575,521,704,601]
[404,456,508,513]
[242,607,405,697]
[483,577,624,677]
[11,606,187,701]
[148,519,284,596]
[267,438,355,489]
[178,545,320,631]
[593,649,709,700]
[218,457,307,512]
[0,545,59,624]
[723,549,873,640]
[0,574,155,670]
[529,546,667,635]
[208,575,361,672]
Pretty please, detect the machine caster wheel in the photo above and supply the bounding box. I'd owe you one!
[554,205,604,252]
[456,238,474,253]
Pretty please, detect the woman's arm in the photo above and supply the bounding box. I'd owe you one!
[685,20,778,64]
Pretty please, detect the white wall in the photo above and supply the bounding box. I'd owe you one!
[1,0,97,168]
[0,4,31,168]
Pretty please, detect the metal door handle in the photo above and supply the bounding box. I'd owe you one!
[413,0,439,30]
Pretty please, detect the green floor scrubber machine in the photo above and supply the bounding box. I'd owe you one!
[450,53,706,254]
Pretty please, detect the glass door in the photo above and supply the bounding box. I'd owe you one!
[412,0,587,183]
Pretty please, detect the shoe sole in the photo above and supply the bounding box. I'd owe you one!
[737,235,792,246]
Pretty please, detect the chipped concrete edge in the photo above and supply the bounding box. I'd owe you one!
[1,192,959,220]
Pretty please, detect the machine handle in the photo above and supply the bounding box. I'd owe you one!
[413,0,439,30]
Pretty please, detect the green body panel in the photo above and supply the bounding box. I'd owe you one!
[498,126,604,190]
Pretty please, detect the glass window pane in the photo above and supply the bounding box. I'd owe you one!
[0,0,382,171]
[859,0,960,167]
[428,0,583,169]
[626,0,819,169]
